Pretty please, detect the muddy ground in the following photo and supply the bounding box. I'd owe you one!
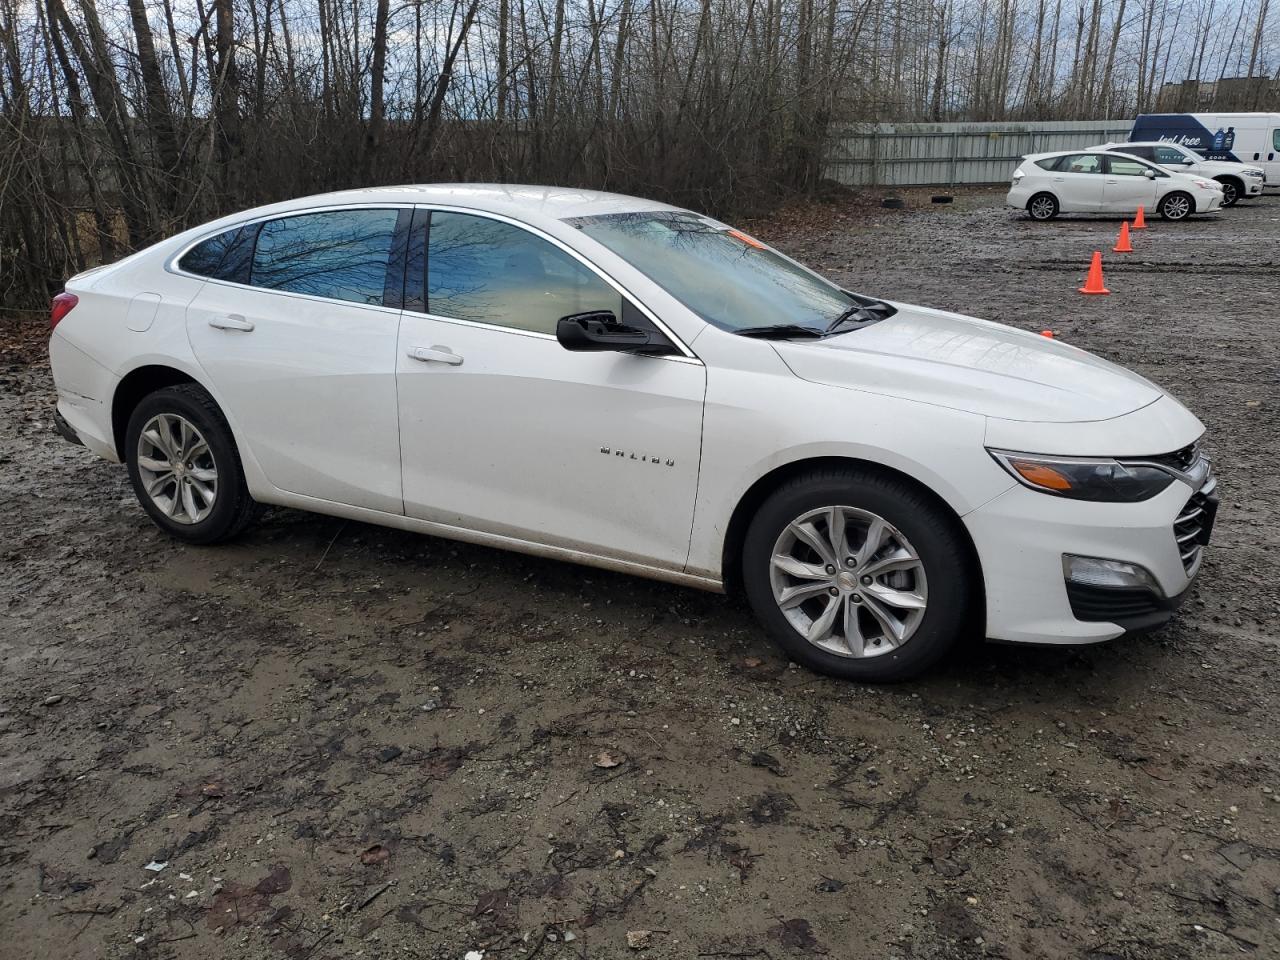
[2,188,1278,960]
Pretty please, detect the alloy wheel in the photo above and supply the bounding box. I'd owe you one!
[1163,195,1191,220]
[136,413,219,525]
[1029,196,1055,220]
[768,506,928,659]
[1219,182,1237,205]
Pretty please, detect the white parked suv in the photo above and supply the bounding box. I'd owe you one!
[49,186,1217,681]
[1090,141,1264,206]
[1007,149,1224,220]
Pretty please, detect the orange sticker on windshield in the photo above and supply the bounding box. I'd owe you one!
[726,228,766,249]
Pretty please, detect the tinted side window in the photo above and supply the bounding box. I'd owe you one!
[1119,145,1154,160]
[427,212,622,334]
[178,227,254,283]
[1272,128,1280,151]
[1060,154,1103,174]
[1153,146,1187,164]
[1034,157,1060,171]
[251,209,400,305]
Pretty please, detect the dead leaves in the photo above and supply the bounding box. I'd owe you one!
[206,864,292,931]
[768,917,823,952]
[593,751,623,769]
[360,843,391,866]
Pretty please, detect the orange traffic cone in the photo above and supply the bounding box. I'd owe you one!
[1132,205,1147,229]
[1078,251,1111,295]
[1113,221,1133,253]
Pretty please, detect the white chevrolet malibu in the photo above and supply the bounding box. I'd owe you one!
[49,185,1217,681]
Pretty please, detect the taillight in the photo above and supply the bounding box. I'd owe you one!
[50,292,78,330]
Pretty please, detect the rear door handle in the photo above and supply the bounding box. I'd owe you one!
[1105,178,1118,183]
[208,314,254,332]
[408,345,463,366]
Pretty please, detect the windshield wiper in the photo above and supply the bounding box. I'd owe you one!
[735,324,825,340]
[825,294,896,333]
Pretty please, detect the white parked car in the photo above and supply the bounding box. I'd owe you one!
[1007,149,1224,221]
[49,186,1217,681]
[1088,140,1264,206]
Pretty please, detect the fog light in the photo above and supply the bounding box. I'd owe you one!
[1062,554,1162,593]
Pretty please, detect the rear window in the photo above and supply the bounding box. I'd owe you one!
[1058,154,1103,174]
[178,227,254,283]
[250,209,400,306]
[1034,158,1060,171]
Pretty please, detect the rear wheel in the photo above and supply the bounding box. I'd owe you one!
[125,384,258,544]
[1027,193,1059,221]
[1159,191,1194,221]
[1215,178,1240,206]
[741,467,975,682]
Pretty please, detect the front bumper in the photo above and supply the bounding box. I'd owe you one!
[1245,178,1265,196]
[965,473,1215,645]
[1199,191,1224,212]
[54,408,83,446]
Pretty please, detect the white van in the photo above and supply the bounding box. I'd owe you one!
[1132,113,1280,189]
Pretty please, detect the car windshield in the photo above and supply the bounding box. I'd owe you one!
[566,211,857,334]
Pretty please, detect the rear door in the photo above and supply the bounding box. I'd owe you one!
[185,206,408,514]
[1102,154,1159,212]
[1050,153,1106,211]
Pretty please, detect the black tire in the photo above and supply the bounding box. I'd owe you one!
[1159,191,1195,221]
[1215,178,1241,206]
[741,467,975,682]
[1026,192,1059,221]
[124,383,258,544]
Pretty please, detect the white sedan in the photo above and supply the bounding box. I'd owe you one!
[49,186,1217,681]
[1007,149,1224,220]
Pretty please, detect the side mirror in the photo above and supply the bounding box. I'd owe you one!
[1143,168,1156,179]
[556,311,669,355]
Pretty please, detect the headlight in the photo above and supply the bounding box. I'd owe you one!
[1192,179,1216,190]
[1246,169,1264,177]
[987,450,1176,502]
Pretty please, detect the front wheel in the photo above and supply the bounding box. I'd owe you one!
[125,384,259,544]
[741,468,975,682]
[1215,178,1240,206]
[1159,191,1194,221]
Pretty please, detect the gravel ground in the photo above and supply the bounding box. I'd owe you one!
[2,188,1278,960]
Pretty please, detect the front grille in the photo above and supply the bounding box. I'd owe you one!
[1139,441,1200,473]
[1174,475,1217,573]
[1066,582,1165,622]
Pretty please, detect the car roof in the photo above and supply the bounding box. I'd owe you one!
[1023,149,1143,160]
[167,184,690,251]
[1100,141,1191,148]
[258,184,682,221]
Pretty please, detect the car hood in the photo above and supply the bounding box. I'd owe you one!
[771,303,1164,423]
[1195,159,1258,175]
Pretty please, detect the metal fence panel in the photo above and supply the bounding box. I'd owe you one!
[824,120,1134,187]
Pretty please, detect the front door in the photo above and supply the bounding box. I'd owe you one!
[186,206,406,513]
[1102,155,1159,212]
[395,209,706,571]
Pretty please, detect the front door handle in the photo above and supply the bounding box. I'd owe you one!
[208,314,254,332]
[408,345,463,366]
